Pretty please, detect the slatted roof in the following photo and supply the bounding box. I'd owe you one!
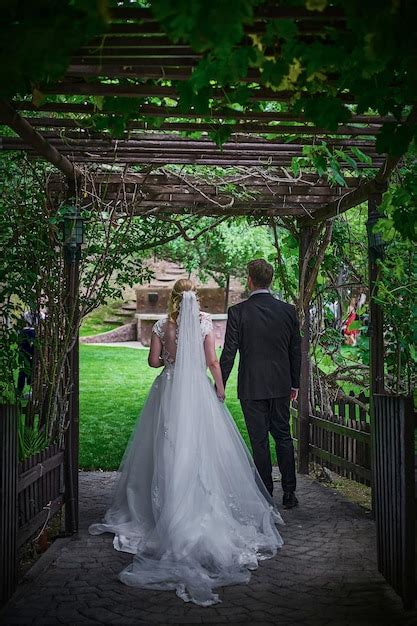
[0,5,405,221]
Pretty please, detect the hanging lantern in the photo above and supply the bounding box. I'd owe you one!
[63,205,84,262]
[366,211,385,257]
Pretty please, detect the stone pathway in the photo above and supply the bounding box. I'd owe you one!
[1,472,416,626]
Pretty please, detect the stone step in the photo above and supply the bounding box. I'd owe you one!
[154,277,176,283]
[114,310,135,317]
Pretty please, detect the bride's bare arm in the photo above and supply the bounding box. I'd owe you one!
[148,333,164,368]
[204,331,225,401]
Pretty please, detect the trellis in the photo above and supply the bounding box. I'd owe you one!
[0,5,394,538]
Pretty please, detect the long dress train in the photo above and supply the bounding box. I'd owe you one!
[89,292,283,606]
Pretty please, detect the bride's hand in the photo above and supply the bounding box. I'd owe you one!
[216,387,225,402]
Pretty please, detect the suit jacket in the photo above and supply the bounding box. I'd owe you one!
[220,293,301,400]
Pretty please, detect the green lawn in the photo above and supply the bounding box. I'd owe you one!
[80,345,277,469]
[79,302,125,337]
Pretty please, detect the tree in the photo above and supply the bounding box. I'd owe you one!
[0,154,223,453]
[159,219,274,310]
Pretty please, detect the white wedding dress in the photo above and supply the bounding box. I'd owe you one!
[89,292,283,606]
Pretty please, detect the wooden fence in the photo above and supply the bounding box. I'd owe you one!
[292,393,371,485]
[0,405,65,606]
[373,394,416,609]
[0,404,18,606]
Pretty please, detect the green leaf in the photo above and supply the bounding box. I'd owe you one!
[93,96,104,111]
[350,146,372,164]
[375,122,414,157]
[209,125,234,147]
[306,0,328,10]
[291,157,300,177]
[297,96,351,131]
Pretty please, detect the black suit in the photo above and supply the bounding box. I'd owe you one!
[220,292,301,495]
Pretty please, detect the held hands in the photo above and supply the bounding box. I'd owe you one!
[214,384,226,402]
[290,388,299,401]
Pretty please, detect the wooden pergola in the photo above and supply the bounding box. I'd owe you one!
[0,5,396,534]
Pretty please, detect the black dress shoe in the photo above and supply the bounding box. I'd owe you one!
[282,492,298,509]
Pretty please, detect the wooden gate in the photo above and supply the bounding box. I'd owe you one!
[0,405,65,606]
[373,394,416,609]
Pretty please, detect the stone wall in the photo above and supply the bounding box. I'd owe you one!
[136,314,228,349]
[80,321,137,344]
[136,286,244,314]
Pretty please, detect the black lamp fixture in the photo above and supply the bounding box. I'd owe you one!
[366,210,385,257]
[63,205,84,262]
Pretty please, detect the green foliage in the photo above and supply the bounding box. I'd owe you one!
[151,0,260,53]
[18,414,49,460]
[151,0,417,155]
[291,142,372,186]
[374,181,417,393]
[209,124,235,148]
[0,154,52,402]
[0,1,108,99]
[295,96,351,132]
[0,153,170,439]
[2,0,416,162]
[158,219,274,292]
[379,161,417,242]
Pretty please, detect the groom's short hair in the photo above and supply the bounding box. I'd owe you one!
[247,259,274,288]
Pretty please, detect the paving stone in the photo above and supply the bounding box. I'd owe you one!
[1,471,417,626]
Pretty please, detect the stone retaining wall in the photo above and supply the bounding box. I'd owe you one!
[136,286,244,314]
[80,321,137,344]
[136,314,227,348]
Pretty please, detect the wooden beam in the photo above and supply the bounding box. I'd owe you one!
[22,117,380,137]
[299,104,417,223]
[11,100,396,125]
[127,206,309,217]
[49,172,362,186]
[368,194,385,395]
[0,100,79,181]
[297,176,387,224]
[40,82,356,103]
[1,132,377,149]
[109,6,346,21]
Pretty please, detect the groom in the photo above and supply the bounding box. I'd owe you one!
[220,259,301,509]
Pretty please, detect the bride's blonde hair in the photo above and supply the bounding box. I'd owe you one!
[167,278,198,322]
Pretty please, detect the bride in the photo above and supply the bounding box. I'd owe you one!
[89,279,283,606]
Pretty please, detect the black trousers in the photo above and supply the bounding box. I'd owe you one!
[240,396,296,496]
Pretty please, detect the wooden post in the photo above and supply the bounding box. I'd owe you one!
[63,224,80,535]
[224,274,230,313]
[0,404,18,606]
[367,194,385,395]
[298,225,312,474]
[367,192,385,515]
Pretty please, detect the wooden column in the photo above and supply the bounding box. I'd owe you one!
[367,194,385,395]
[368,193,385,516]
[63,233,80,535]
[298,225,313,474]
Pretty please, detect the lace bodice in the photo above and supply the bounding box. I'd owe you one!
[152,312,213,366]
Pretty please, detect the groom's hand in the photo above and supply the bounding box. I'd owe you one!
[290,388,299,401]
